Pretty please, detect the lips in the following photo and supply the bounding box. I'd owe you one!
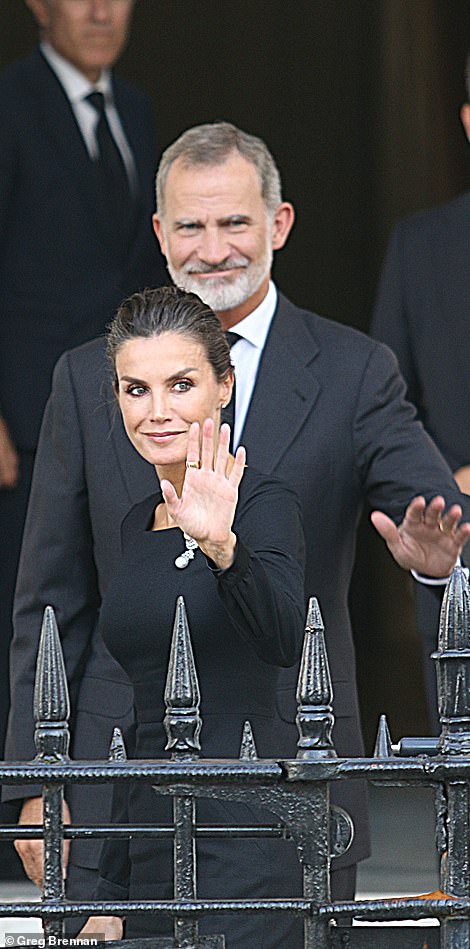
[142,430,184,442]
[195,269,241,278]
[185,258,248,278]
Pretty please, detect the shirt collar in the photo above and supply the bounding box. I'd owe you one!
[229,281,278,349]
[40,41,112,105]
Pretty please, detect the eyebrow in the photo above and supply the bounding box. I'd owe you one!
[119,375,148,386]
[119,368,200,385]
[174,214,252,226]
[167,367,200,382]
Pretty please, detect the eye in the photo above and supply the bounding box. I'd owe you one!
[177,222,200,233]
[226,217,249,230]
[125,384,148,397]
[173,379,194,392]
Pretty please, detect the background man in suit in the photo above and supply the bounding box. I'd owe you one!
[371,52,470,732]
[0,0,165,825]
[8,123,470,908]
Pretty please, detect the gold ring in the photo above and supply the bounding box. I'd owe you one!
[186,460,200,469]
[439,520,450,534]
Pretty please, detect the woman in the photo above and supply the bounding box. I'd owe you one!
[81,286,306,946]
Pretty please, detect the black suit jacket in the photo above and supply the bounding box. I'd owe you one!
[6,293,467,873]
[371,191,470,472]
[0,48,165,451]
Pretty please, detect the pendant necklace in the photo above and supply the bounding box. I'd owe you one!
[174,533,198,569]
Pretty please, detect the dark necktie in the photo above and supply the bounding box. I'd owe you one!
[86,91,131,214]
[223,332,241,451]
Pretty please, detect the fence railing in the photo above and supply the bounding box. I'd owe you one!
[1,566,470,947]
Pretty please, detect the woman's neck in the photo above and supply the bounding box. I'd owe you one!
[152,502,176,531]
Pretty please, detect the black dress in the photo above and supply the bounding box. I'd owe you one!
[95,468,306,947]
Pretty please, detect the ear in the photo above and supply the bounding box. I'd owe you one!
[460,104,470,143]
[271,202,295,251]
[152,214,167,257]
[220,371,234,409]
[25,0,50,30]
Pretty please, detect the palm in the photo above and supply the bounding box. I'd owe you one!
[160,419,246,547]
[371,495,470,577]
[170,465,239,543]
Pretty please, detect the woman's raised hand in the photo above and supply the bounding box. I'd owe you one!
[160,419,246,570]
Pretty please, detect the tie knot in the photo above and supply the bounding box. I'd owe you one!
[86,91,106,115]
[225,331,241,349]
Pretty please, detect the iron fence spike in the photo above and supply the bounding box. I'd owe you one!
[34,606,70,724]
[33,606,70,761]
[296,596,336,759]
[296,597,333,709]
[434,567,470,755]
[239,720,259,760]
[438,565,470,652]
[108,727,127,761]
[164,595,202,758]
[306,595,324,632]
[373,714,393,758]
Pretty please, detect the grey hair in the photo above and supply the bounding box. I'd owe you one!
[156,121,282,218]
[107,286,232,386]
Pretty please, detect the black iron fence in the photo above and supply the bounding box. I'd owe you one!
[1,566,470,947]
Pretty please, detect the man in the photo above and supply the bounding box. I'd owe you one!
[7,124,470,912]
[371,55,470,731]
[0,0,165,798]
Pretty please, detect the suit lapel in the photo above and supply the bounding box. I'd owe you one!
[240,294,321,473]
[111,78,143,239]
[113,80,145,199]
[28,51,96,209]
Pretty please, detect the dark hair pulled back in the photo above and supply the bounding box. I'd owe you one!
[107,286,232,384]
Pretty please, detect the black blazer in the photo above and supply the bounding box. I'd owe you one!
[0,48,165,450]
[6,293,468,872]
[371,191,470,472]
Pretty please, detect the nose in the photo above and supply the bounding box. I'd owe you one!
[199,225,229,265]
[89,0,113,22]
[149,389,170,422]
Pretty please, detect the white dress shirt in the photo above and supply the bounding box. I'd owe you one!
[40,41,137,189]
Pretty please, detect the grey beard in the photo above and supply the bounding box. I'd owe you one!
[166,249,273,313]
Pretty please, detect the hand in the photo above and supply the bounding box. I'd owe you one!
[0,415,18,489]
[371,495,470,577]
[77,916,123,941]
[160,419,246,570]
[454,465,470,495]
[15,796,71,889]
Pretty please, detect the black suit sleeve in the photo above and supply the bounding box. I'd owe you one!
[212,474,306,668]
[4,351,100,799]
[0,89,17,418]
[370,224,421,411]
[352,341,470,524]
